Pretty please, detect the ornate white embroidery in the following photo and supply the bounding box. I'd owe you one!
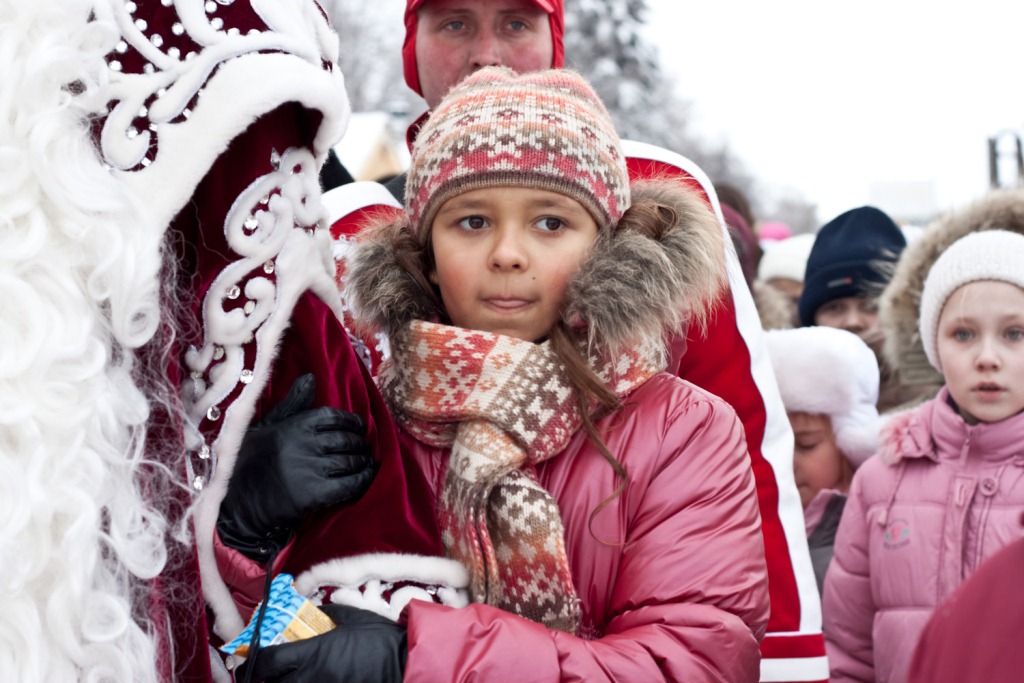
[183,146,324,479]
[93,0,338,172]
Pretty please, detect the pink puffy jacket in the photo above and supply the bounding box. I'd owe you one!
[823,388,1024,683]
[400,373,769,682]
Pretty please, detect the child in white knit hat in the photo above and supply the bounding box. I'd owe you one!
[823,228,1024,683]
[765,326,881,594]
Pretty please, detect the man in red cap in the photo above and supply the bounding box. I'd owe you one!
[365,3,826,682]
[403,0,564,111]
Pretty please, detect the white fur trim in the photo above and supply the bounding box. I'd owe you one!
[295,554,471,621]
[322,181,401,226]
[760,654,831,682]
[765,327,881,466]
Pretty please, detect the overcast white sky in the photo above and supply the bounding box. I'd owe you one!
[644,1,1024,223]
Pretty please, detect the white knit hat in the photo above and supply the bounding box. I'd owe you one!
[757,233,815,283]
[765,326,881,467]
[919,230,1024,372]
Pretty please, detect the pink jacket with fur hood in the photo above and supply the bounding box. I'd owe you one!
[823,388,1024,683]
[345,179,770,681]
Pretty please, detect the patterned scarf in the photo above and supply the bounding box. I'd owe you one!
[379,320,663,633]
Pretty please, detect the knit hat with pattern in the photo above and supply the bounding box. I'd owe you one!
[405,66,630,235]
[919,230,1024,372]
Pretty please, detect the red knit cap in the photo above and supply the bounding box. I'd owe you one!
[402,0,565,98]
[406,67,630,235]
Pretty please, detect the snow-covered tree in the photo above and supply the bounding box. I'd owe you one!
[320,0,421,117]
[564,0,758,207]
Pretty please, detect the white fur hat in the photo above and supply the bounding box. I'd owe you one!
[765,326,881,467]
[757,233,815,283]
[919,230,1024,372]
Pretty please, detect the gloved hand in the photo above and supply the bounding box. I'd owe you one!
[217,374,376,562]
[237,603,407,683]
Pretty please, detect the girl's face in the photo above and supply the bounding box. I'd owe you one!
[789,412,852,508]
[936,280,1024,424]
[429,186,599,341]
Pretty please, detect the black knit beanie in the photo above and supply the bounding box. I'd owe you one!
[798,206,906,326]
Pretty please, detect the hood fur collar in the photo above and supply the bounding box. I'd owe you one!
[878,188,1024,382]
[344,180,726,354]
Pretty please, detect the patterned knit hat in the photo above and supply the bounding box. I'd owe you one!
[919,230,1024,372]
[405,66,630,235]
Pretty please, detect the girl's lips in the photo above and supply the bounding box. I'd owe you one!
[484,298,532,311]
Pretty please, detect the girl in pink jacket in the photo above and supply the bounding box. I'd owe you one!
[240,66,770,682]
[823,227,1024,683]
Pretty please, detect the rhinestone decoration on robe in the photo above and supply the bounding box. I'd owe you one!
[94,0,336,171]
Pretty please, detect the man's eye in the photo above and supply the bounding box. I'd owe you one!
[508,20,527,31]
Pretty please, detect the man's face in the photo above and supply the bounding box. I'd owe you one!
[415,0,554,109]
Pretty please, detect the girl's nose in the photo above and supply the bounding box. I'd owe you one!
[975,336,1001,369]
[489,228,527,271]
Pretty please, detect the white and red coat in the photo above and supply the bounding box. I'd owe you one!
[85,0,444,679]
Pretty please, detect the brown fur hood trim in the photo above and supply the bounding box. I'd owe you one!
[878,188,1024,380]
[344,180,727,353]
[752,280,797,331]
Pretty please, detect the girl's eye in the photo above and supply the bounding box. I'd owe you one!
[1005,328,1024,341]
[535,216,565,232]
[457,215,488,230]
[953,328,973,342]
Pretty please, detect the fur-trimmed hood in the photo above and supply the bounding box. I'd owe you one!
[752,280,797,330]
[878,188,1024,383]
[344,180,727,354]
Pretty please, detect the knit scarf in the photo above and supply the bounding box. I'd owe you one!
[379,320,664,633]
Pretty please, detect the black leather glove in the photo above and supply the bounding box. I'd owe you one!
[217,374,376,562]
[237,603,407,683]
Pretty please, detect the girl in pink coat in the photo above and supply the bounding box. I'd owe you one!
[240,66,769,682]
[823,227,1024,683]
